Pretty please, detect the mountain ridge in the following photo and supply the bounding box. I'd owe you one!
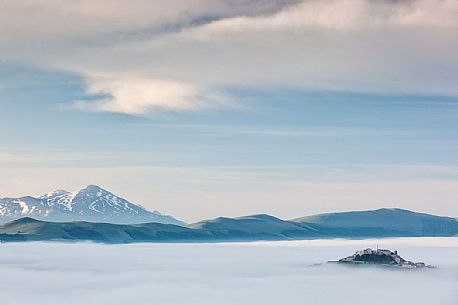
[1,208,456,243]
[292,207,458,237]
[0,185,185,226]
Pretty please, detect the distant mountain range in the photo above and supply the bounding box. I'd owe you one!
[0,207,456,243]
[0,185,184,226]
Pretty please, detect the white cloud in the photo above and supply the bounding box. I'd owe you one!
[1,0,457,114]
[72,77,225,114]
[0,240,457,305]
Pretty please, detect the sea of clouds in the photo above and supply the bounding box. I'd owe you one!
[0,238,457,305]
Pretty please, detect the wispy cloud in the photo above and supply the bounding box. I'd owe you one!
[71,77,226,114]
[0,152,24,163]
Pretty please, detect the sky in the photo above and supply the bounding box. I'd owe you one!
[0,0,457,222]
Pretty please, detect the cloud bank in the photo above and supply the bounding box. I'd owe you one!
[1,0,457,114]
[0,238,457,305]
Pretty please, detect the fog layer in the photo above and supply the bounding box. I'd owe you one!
[0,238,457,305]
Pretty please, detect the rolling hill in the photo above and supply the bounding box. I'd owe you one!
[0,217,208,243]
[293,208,458,237]
[189,214,320,240]
[0,208,456,243]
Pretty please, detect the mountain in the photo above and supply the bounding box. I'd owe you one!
[0,208,456,243]
[293,208,458,237]
[0,185,185,226]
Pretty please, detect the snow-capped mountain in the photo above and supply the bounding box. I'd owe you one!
[0,185,185,226]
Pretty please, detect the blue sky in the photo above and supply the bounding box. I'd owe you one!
[1,1,457,221]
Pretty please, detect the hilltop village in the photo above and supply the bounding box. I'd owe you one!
[335,248,435,269]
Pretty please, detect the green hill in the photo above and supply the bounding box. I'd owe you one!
[189,214,319,240]
[0,217,210,243]
[293,208,458,237]
[0,208,456,243]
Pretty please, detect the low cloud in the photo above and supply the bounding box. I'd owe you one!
[0,239,457,305]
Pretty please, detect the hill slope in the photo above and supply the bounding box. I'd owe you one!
[0,217,206,243]
[189,214,320,240]
[293,208,458,237]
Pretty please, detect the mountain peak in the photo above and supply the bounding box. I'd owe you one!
[0,185,185,226]
[78,184,107,193]
[86,184,103,190]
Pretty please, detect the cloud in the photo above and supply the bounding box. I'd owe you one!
[0,0,296,48]
[0,153,21,162]
[71,77,226,114]
[1,0,457,114]
[195,0,458,33]
[0,152,40,167]
[0,239,457,305]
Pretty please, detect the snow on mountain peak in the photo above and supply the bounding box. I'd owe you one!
[0,185,185,226]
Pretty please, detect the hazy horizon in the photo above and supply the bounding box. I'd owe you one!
[1,183,458,223]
